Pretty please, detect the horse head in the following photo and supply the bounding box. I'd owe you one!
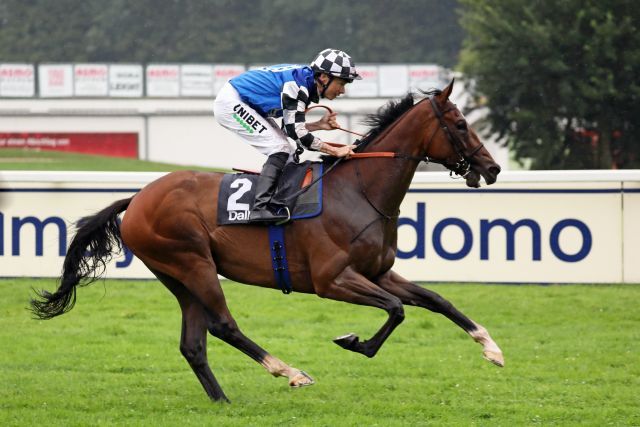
[424,79,501,187]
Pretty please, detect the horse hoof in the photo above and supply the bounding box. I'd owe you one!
[483,350,505,367]
[333,333,359,350]
[289,370,315,388]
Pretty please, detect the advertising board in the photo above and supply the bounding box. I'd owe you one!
[345,65,379,97]
[378,65,409,97]
[109,64,143,97]
[408,64,443,92]
[0,64,35,97]
[146,65,180,97]
[74,64,109,97]
[0,171,638,283]
[0,133,138,157]
[38,64,73,97]
[0,172,159,278]
[395,177,624,283]
[180,65,214,97]
[623,180,640,282]
[212,65,245,95]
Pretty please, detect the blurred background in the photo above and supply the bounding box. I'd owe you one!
[1,4,638,424]
[1,0,637,171]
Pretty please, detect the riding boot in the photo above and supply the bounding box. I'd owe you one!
[249,152,290,224]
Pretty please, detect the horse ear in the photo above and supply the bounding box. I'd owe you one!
[437,78,455,102]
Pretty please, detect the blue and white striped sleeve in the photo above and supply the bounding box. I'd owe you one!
[281,81,322,151]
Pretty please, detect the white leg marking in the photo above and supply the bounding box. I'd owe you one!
[262,355,315,387]
[470,323,505,367]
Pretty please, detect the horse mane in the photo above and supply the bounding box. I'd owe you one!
[360,93,416,145]
[321,89,443,165]
[359,88,442,146]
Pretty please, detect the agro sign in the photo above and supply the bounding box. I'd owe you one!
[146,64,180,97]
[74,64,109,96]
[213,65,245,95]
[0,64,35,97]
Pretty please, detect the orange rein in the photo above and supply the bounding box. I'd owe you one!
[324,142,396,159]
[305,105,396,160]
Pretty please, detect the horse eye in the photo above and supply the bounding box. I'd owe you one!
[456,121,468,133]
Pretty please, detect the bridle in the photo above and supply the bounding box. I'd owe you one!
[426,97,485,178]
[302,97,486,242]
[305,97,485,178]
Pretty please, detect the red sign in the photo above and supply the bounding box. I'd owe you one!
[0,132,138,158]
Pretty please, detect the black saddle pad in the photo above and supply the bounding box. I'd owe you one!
[217,160,323,225]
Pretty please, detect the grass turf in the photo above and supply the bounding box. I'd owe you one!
[0,148,223,172]
[1,279,638,426]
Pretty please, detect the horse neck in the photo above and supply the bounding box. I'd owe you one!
[355,100,436,215]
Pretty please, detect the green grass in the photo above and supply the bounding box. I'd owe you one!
[0,148,224,172]
[1,151,639,424]
[1,279,638,426]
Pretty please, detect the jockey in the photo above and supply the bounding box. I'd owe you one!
[213,48,361,224]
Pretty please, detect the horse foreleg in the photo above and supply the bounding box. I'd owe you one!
[376,270,504,367]
[315,266,405,358]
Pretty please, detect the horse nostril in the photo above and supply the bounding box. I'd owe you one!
[489,165,501,176]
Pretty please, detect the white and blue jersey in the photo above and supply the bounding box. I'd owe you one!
[229,64,321,150]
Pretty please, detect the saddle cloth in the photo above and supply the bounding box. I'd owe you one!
[217,160,323,225]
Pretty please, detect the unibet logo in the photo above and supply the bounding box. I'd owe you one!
[232,104,267,134]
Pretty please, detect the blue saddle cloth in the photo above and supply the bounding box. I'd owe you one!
[217,160,323,225]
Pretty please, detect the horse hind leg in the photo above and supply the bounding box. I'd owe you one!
[376,270,504,367]
[205,313,315,388]
[151,255,314,390]
[151,269,230,402]
[193,266,315,388]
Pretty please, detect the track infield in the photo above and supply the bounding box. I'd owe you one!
[1,279,638,426]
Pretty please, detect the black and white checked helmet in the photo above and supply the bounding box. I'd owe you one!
[310,49,362,81]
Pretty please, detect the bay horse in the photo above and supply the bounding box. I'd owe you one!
[31,80,504,403]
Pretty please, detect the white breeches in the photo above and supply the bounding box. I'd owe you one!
[213,82,293,156]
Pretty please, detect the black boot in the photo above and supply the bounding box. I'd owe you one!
[249,152,290,224]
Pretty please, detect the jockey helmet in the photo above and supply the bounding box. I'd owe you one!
[310,48,362,82]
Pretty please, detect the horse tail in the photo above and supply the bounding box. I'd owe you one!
[30,197,133,320]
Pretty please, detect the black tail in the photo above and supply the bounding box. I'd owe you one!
[30,197,133,320]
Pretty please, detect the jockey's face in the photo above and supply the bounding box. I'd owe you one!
[317,74,349,100]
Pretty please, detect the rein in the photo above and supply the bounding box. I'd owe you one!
[287,97,485,224]
[305,105,367,138]
[306,105,403,159]
[306,100,483,168]
[305,97,485,242]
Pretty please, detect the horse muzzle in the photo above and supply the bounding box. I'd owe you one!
[484,164,501,185]
[466,163,501,188]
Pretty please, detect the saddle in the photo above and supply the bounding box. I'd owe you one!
[217,160,323,225]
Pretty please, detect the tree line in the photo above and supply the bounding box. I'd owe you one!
[2,0,638,169]
[460,0,640,169]
[0,0,462,66]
